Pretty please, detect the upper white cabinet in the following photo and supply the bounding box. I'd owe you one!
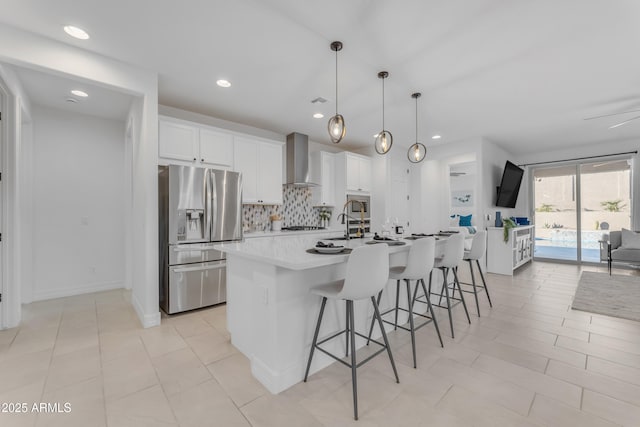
[158,119,199,162]
[234,136,283,205]
[198,127,234,168]
[310,151,335,206]
[337,152,371,193]
[159,117,233,168]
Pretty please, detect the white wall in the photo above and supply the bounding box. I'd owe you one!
[18,120,34,303]
[31,106,125,300]
[480,140,520,228]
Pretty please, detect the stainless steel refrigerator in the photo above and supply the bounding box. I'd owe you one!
[159,165,242,314]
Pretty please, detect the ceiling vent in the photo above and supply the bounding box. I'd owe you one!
[311,97,327,104]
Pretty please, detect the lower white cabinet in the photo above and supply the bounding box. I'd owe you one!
[234,137,283,205]
[487,225,533,275]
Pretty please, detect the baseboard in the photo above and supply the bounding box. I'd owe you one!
[131,292,161,328]
[32,280,123,301]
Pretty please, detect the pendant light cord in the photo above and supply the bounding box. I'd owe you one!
[382,76,385,130]
[415,95,418,142]
[335,49,338,115]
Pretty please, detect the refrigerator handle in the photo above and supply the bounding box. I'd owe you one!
[211,171,218,240]
[205,170,212,241]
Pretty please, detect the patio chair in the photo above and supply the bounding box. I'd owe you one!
[599,230,640,275]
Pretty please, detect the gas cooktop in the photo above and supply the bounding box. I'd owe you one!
[281,226,327,231]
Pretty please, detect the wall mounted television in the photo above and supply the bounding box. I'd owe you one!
[496,160,524,208]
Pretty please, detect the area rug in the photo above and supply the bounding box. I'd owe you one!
[572,271,640,321]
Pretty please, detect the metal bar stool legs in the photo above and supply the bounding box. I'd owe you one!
[347,300,358,419]
[428,266,471,339]
[419,278,443,347]
[476,259,493,307]
[304,296,399,420]
[372,296,400,383]
[304,297,327,382]
[452,267,472,324]
[406,280,417,367]
[367,278,444,368]
[459,259,493,317]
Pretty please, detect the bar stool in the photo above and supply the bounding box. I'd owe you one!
[366,237,443,369]
[459,230,492,316]
[303,244,399,421]
[425,233,471,338]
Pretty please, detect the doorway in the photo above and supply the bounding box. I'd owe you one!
[533,159,632,263]
[0,85,4,327]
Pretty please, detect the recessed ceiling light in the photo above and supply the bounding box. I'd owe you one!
[313,113,324,119]
[63,25,90,40]
[71,90,88,98]
[373,133,379,138]
[432,135,442,140]
[216,79,231,88]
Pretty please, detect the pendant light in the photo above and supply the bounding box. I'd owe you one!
[328,41,346,143]
[374,71,392,154]
[407,92,427,163]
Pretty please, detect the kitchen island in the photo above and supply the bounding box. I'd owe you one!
[215,234,433,394]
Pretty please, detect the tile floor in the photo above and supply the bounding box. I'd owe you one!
[1,262,639,426]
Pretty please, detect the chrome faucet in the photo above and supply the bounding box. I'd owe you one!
[338,199,365,240]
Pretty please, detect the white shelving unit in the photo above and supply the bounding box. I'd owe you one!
[487,225,534,275]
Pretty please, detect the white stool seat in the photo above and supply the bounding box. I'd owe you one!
[388,266,407,280]
[304,244,399,421]
[463,230,486,261]
[311,280,345,299]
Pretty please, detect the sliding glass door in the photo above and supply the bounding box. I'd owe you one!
[533,166,578,261]
[533,158,631,263]
[579,160,631,262]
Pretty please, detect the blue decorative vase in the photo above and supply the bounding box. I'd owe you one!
[495,211,503,227]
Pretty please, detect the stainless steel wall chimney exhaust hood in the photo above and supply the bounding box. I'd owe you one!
[286,132,319,187]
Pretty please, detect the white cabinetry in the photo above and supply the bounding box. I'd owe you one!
[234,137,283,205]
[487,225,534,275]
[158,119,198,162]
[310,151,335,206]
[198,127,234,168]
[159,117,233,168]
[336,152,372,194]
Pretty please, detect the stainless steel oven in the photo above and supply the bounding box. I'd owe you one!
[346,194,370,217]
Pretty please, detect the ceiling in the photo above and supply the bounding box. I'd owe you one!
[2,0,640,155]
[10,64,134,121]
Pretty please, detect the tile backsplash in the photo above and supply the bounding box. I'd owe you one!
[242,186,333,231]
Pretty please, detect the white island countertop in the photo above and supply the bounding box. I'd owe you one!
[215,234,413,270]
[242,227,344,239]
